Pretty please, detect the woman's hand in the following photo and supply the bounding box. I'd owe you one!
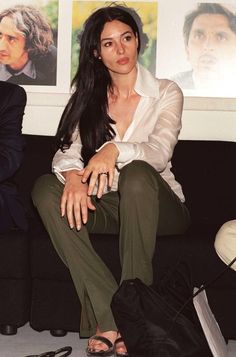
[80,143,119,198]
[61,170,96,230]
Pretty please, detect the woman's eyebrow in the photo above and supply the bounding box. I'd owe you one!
[101,30,132,42]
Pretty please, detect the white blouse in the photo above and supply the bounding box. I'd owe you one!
[52,63,185,202]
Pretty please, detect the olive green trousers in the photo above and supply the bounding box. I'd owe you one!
[32,160,190,337]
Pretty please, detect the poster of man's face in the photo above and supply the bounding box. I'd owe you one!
[157,1,236,98]
[0,0,58,87]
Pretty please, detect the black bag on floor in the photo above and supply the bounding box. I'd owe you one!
[111,263,212,357]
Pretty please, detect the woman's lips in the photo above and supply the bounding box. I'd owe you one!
[117,57,129,65]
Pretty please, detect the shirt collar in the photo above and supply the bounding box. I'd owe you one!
[134,62,160,99]
[0,60,36,80]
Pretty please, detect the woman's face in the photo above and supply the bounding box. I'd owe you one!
[99,19,138,75]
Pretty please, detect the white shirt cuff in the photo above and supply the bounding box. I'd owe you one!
[96,141,137,163]
[52,167,83,184]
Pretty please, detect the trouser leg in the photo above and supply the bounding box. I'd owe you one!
[32,174,120,337]
[118,160,191,285]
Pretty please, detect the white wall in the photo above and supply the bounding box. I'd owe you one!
[22,92,236,142]
[180,97,236,141]
[21,0,236,142]
[23,92,69,136]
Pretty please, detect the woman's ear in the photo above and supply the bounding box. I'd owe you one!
[93,49,101,59]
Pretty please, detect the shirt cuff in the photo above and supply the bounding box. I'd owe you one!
[96,141,137,163]
[52,167,82,184]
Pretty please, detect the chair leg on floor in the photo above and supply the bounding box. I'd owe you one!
[50,329,67,337]
[0,324,17,335]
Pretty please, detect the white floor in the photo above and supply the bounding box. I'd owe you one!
[0,323,235,357]
[0,323,87,357]
[228,341,236,357]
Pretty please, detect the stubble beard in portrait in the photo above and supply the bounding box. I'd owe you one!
[192,55,236,91]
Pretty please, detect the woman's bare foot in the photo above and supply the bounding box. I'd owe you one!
[86,328,117,355]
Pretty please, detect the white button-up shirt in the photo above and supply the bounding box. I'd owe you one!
[52,63,185,202]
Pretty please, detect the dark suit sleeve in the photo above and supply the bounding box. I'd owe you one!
[0,83,27,183]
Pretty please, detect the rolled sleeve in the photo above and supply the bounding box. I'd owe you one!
[52,130,84,183]
[113,142,138,163]
[96,141,138,164]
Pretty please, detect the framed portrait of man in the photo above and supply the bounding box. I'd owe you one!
[156,0,236,98]
[0,0,63,92]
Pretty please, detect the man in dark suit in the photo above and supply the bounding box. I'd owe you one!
[0,81,27,233]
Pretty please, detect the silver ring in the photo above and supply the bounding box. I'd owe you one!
[99,172,108,176]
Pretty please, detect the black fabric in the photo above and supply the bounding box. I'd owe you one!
[172,140,236,225]
[0,82,28,231]
[0,191,14,233]
[30,279,80,332]
[0,230,29,277]
[13,135,55,219]
[111,263,212,357]
[0,278,30,326]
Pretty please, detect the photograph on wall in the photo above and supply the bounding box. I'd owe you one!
[0,0,59,89]
[156,0,236,98]
[71,0,158,81]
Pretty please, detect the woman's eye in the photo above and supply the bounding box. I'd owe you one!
[124,35,132,42]
[104,41,112,47]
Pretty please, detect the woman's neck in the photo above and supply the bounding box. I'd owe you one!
[109,66,138,99]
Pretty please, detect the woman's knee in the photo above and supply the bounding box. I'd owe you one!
[215,220,236,270]
[119,160,158,196]
[32,174,60,210]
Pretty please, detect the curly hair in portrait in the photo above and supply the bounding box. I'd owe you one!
[183,3,236,46]
[0,5,54,59]
[56,3,149,166]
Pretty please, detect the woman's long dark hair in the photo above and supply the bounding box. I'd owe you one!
[56,4,148,166]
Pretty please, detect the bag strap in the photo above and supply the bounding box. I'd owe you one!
[25,346,72,357]
[170,257,236,328]
[192,256,236,299]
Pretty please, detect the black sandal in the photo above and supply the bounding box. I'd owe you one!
[114,337,129,357]
[86,335,114,356]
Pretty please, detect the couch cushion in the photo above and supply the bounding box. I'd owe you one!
[13,135,54,219]
[30,217,71,281]
[153,228,236,288]
[30,216,121,282]
[0,230,29,278]
[172,140,236,225]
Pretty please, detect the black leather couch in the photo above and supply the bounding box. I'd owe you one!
[0,134,235,341]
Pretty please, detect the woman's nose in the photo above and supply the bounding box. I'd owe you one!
[116,41,125,54]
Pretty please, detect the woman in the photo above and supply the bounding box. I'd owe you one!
[32,4,191,356]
